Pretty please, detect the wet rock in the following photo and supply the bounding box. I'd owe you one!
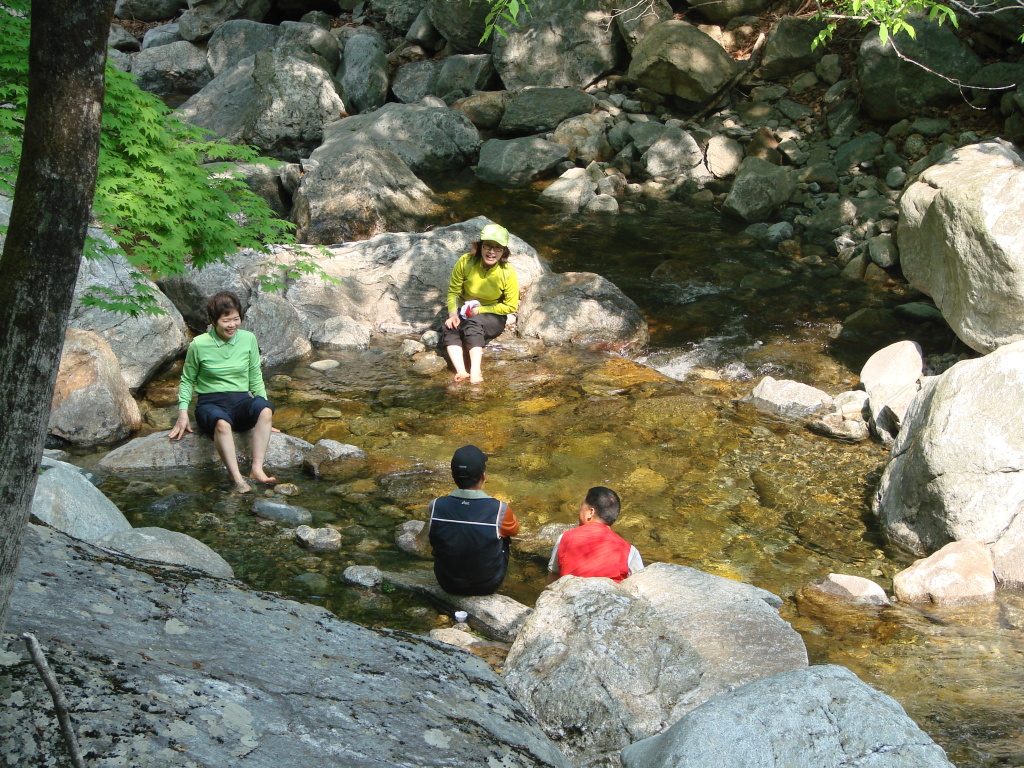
[858,17,982,121]
[861,340,923,443]
[491,0,622,90]
[429,626,479,651]
[757,17,825,80]
[874,341,1024,586]
[31,459,132,544]
[96,527,235,578]
[807,390,870,442]
[115,0,187,22]
[303,439,368,480]
[476,137,570,188]
[411,352,447,376]
[206,19,277,76]
[745,375,833,420]
[339,33,388,114]
[382,569,533,642]
[514,523,574,559]
[274,483,301,496]
[4,524,571,768]
[49,329,142,446]
[538,167,597,211]
[343,564,383,586]
[498,87,596,135]
[294,525,342,552]
[584,194,619,214]
[722,157,796,223]
[309,359,340,372]
[254,499,314,525]
[628,21,736,102]
[177,55,255,143]
[395,519,430,557]
[798,573,890,609]
[620,666,955,768]
[178,0,270,43]
[898,140,1024,353]
[99,430,314,471]
[893,541,996,604]
[132,40,212,96]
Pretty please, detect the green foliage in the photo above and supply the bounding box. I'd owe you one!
[472,0,533,42]
[811,0,960,49]
[0,0,333,316]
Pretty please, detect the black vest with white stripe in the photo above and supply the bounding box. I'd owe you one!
[428,493,510,596]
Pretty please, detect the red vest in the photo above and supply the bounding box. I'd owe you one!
[557,523,632,583]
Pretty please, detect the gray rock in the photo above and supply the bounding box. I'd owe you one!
[628,121,665,153]
[108,24,141,52]
[584,194,619,214]
[343,564,384,586]
[744,375,833,420]
[620,666,954,768]
[132,39,212,96]
[537,167,597,212]
[32,459,132,543]
[395,519,430,557]
[141,21,182,49]
[315,102,481,174]
[688,0,770,24]
[898,140,1024,353]
[294,525,342,552]
[834,131,884,172]
[551,112,614,164]
[517,269,649,353]
[339,33,389,114]
[475,137,571,188]
[243,291,313,367]
[642,126,704,178]
[868,233,899,268]
[310,317,374,349]
[873,341,1024,586]
[775,97,814,121]
[96,527,235,578]
[156,247,267,333]
[406,7,441,48]
[858,17,983,120]
[861,340,923,441]
[722,156,796,223]
[178,0,271,43]
[177,55,255,143]
[499,87,595,135]
[886,165,907,188]
[628,21,737,102]
[253,499,314,525]
[303,439,368,480]
[391,59,439,103]
[816,52,842,84]
[492,0,622,90]
[451,90,508,130]
[98,430,314,471]
[370,0,426,32]
[799,573,891,607]
[49,330,142,446]
[115,0,187,22]
[4,524,572,768]
[757,16,825,80]
[207,160,290,217]
[426,0,490,53]
[893,541,996,604]
[206,18,277,75]
[434,53,494,100]
[616,0,674,50]
[705,134,744,178]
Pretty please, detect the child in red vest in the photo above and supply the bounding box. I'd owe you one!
[547,487,644,584]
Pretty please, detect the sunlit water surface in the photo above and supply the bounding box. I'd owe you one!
[82,179,1022,767]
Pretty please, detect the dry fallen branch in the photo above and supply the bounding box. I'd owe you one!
[21,633,87,768]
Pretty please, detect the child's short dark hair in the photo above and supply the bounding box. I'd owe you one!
[585,486,621,525]
[207,291,244,325]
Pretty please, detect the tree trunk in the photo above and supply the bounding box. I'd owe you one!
[0,0,114,634]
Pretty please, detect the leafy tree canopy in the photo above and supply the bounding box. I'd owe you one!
[0,0,298,315]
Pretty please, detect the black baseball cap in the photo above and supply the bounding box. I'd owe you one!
[451,445,487,482]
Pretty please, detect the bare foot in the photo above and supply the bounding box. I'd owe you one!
[470,373,484,384]
[233,481,252,494]
[249,471,278,485]
[453,371,470,382]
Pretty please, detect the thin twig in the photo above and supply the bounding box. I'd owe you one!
[690,32,768,124]
[21,633,87,768]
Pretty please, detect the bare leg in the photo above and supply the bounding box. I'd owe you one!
[249,407,277,485]
[213,419,250,493]
[446,344,470,382]
[468,346,484,384]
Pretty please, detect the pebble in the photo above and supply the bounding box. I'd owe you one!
[310,359,340,372]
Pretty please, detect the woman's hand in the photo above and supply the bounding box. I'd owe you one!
[444,310,461,329]
[168,410,192,440]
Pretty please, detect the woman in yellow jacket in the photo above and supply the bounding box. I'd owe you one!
[442,223,519,384]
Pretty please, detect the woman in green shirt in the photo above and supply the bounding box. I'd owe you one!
[169,291,276,493]
[442,223,520,384]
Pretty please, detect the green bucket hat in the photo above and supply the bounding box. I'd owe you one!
[479,223,510,247]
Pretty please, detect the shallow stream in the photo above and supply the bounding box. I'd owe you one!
[82,178,1023,768]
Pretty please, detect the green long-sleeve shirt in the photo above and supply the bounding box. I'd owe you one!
[177,329,267,410]
[446,253,519,315]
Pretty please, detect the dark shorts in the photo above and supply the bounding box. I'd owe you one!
[195,392,273,436]
[440,313,507,350]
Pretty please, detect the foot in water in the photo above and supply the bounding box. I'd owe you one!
[453,371,471,383]
[249,471,278,485]
[233,480,252,494]
[470,373,484,384]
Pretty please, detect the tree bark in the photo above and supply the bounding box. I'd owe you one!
[0,0,114,634]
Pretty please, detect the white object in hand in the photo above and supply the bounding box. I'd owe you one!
[459,300,480,319]
[454,610,468,623]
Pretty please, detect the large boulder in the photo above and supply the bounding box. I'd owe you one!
[98,430,314,471]
[156,248,268,333]
[3,524,573,768]
[239,48,345,161]
[620,666,954,768]
[391,59,440,103]
[276,20,340,71]
[538,168,596,211]
[893,540,996,604]
[314,103,481,174]
[178,0,271,43]
[873,340,1024,586]
[551,112,614,164]
[49,329,142,446]
[31,459,132,544]
[452,90,508,130]
[858,17,982,120]
[434,54,495,101]
[96,527,236,579]
[338,33,389,115]
[491,0,622,90]
[132,40,212,96]
[115,0,187,22]
[616,0,674,51]
[722,156,796,223]
[860,340,923,444]
[243,290,313,367]
[688,0,770,25]
[426,0,490,53]
[177,55,255,143]
[205,18,278,75]
[505,565,807,767]
[291,147,445,244]
[641,126,705,179]
[627,21,737,103]
[745,376,833,420]
[518,270,649,353]
[476,137,571,188]
[370,0,426,32]
[498,87,596,134]
[898,140,1024,353]
[757,17,825,80]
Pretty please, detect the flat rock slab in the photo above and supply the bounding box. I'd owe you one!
[382,568,532,643]
[1,524,571,768]
[99,430,313,471]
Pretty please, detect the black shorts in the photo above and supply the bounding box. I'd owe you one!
[195,392,273,436]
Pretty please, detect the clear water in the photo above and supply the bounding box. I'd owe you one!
[84,177,1020,768]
